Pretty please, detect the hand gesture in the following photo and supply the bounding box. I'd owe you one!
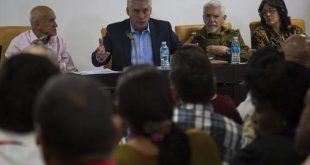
[206,45,229,56]
[96,38,110,60]
[183,36,199,47]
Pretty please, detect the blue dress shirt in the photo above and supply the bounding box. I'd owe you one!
[130,24,153,65]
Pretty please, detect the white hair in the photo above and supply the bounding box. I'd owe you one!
[203,0,226,15]
[127,0,152,8]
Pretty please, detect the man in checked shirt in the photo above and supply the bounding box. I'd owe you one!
[170,45,242,165]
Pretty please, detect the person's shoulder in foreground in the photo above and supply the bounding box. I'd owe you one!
[212,94,243,124]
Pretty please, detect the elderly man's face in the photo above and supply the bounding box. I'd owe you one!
[127,0,152,33]
[203,6,226,34]
[36,9,57,36]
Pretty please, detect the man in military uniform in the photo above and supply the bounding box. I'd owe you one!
[189,0,250,61]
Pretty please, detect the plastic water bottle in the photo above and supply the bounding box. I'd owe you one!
[160,41,170,69]
[231,36,241,64]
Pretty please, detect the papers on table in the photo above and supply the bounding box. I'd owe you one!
[74,68,120,75]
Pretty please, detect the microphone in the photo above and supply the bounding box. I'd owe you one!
[32,33,51,45]
[39,33,51,44]
[125,32,138,64]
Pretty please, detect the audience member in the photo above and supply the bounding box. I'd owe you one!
[295,89,310,164]
[232,61,309,165]
[282,34,310,67]
[91,0,181,71]
[22,45,58,65]
[188,0,249,61]
[115,65,221,165]
[34,75,116,165]
[237,93,255,122]
[170,46,242,165]
[211,94,243,124]
[238,47,284,147]
[5,5,77,72]
[252,0,303,50]
[0,54,60,165]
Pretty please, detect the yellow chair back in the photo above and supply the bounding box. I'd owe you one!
[186,129,222,165]
[101,27,107,37]
[100,27,112,69]
[0,26,31,65]
[175,23,232,42]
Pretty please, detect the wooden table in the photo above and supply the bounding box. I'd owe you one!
[82,63,248,106]
[213,63,248,105]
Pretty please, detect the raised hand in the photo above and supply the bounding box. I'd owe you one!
[96,38,110,60]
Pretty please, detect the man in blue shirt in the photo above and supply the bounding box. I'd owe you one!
[91,0,181,71]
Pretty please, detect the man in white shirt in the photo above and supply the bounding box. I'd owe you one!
[5,6,77,72]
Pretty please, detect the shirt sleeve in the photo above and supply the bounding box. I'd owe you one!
[167,22,182,52]
[95,52,109,63]
[57,37,78,72]
[5,37,23,59]
[236,31,250,60]
[252,27,268,50]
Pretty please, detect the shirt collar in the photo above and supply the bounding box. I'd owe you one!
[30,30,39,43]
[177,101,214,112]
[202,25,228,36]
[29,30,56,45]
[130,23,150,34]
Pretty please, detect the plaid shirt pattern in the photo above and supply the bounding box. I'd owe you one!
[173,102,242,165]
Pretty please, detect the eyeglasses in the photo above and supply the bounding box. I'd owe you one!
[261,8,278,15]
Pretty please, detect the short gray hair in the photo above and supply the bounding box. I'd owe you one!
[203,0,225,15]
[29,6,52,27]
[127,0,152,9]
[30,9,39,26]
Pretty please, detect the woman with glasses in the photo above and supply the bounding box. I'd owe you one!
[252,0,303,50]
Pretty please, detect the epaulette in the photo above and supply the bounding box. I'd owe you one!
[226,28,240,33]
[218,28,237,36]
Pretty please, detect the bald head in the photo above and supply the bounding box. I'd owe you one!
[30,6,57,38]
[282,34,310,67]
[22,45,58,65]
